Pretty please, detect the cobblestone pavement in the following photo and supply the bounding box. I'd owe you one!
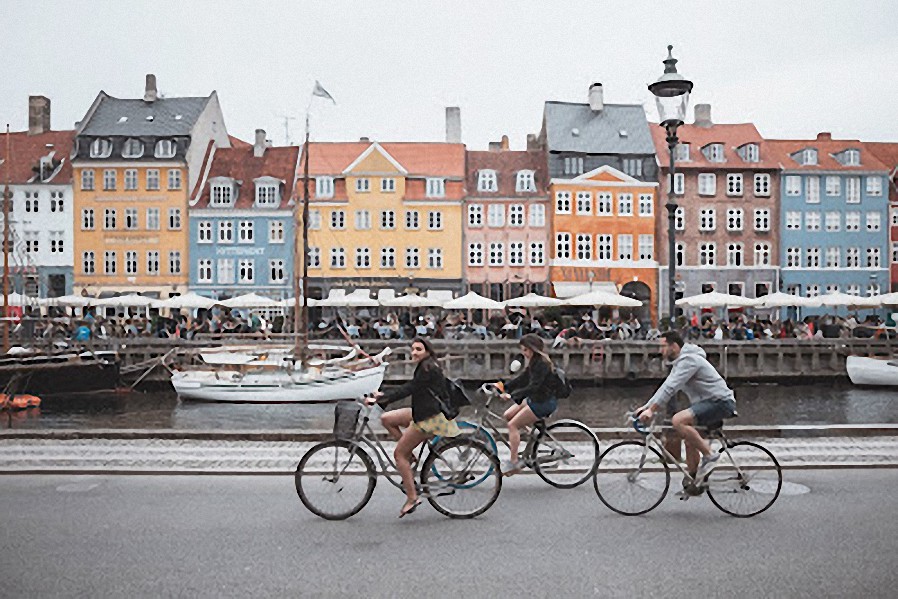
[1,435,896,473]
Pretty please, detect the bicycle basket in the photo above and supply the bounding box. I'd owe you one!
[333,402,362,440]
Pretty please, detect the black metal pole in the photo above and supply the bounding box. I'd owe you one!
[665,122,679,330]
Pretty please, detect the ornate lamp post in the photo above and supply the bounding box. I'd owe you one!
[649,45,693,329]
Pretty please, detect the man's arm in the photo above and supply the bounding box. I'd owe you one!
[641,356,701,413]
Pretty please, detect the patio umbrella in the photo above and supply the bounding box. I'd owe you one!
[279,297,319,308]
[443,291,505,310]
[755,292,822,309]
[818,291,882,308]
[676,292,759,309]
[503,293,563,308]
[37,294,94,308]
[154,292,217,310]
[381,293,444,308]
[877,292,898,306]
[3,292,35,306]
[564,290,642,308]
[93,293,158,308]
[339,289,379,307]
[219,293,281,308]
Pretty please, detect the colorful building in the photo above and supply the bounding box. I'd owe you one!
[188,130,299,299]
[304,141,465,299]
[866,142,898,292]
[72,74,230,299]
[464,142,550,300]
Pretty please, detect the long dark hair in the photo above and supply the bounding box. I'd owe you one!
[519,333,554,371]
[412,337,441,372]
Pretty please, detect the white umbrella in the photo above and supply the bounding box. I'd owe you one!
[818,291,882,308]
[877,292,898,306]
[503,293,563,308]
[443,291,505,310]
[219,293,281,308]
[564,290,642,308]
[279,297,319,308]
[94,293,157,308]
[3,292,35,306]
[154,292,217,310]
[755,292,822,309]
[339,289,379,307]
[381,293,444,308]
[676,292,759,309]
[38,294,93,307]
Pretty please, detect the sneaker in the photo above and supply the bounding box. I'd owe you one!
[501,460,523,476]
[695,453,721,483]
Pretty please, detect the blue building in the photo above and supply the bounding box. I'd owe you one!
[188,130,299,300]
[771,134,890,315]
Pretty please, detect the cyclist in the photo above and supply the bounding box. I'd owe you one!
[637,331,736,484]
[497,333,559,475]
[368,337,459,518]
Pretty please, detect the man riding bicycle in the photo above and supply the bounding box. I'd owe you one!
[637,331,736,485]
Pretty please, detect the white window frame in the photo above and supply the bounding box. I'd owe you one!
[726,173,743,196]
[576,191,592,215]
[754,242,771,266]
[846,177,861,204]
[197,259,213,283]
[555,191,571,214]
[122,138,144,158]
[331,210,346,230]
[316,177,335,198]
[155,139,176,159]
[555,233,571,260]
[380,178,396,193]
[866,176,883,197]
[477,170,498,192]
[218,221,234,244]
[355,178,370,193]
[866,212,881,232]
[754,209,770,232]
[428,211,443,230]
[638,234,654,261]
[727,208,744,231]
[468,243,484,266]
[528,204,545,227]
[575,234,592,261]
[355,209,371,230]
[825,176,841,196]
[617,234,633,260]
[698,173,717,196]
[380,210,396,230]
[426,178,445,198]
[515,170,536,192]
[806,176,820,203]
[825,211,841,232]
[785,175,801,196]
[489,242,505,266]
[268,220,285,243]
[699,208,716,231]
[617,193,633,216]
[468,204,483,227]
[845,211,861,231]
[487,204,505,227]
[638,194,653,217]
[508,204,525,227]
[529,242,545,266]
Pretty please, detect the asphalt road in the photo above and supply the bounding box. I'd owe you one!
[1,470,896,598]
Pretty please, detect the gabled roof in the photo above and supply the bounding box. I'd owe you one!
[542,101,655,155]
[342,142,408,175]
[193,145,300,209]
[78,91,212,137]
[0,129,76,184]
[303,142,465,178]
[766,135,889,172]
[650,122,779,169]
[866,142,898,173]
[465,150,548,197]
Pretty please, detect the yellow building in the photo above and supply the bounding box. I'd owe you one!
[304,141,465,299]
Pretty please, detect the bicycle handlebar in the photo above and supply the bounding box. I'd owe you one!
[625,410,651,435]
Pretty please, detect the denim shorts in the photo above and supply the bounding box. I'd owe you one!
[689,398,736,427]
[527,397,558,419]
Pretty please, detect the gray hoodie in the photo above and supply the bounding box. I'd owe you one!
[645,344,735,409]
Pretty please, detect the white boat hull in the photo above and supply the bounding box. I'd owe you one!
[846,356,898,387]
[171,364,386,403]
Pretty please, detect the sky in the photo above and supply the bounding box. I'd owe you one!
[1,0,896,150]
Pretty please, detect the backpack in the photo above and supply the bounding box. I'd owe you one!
[431,378,471,420]
[552,367,573,399]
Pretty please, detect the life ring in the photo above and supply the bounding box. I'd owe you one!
[0,394,41,410]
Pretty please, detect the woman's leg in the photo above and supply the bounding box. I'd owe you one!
[507,404,539,468]
[394,426,430,509]
[503,401,525,422]
[380,407,412,441]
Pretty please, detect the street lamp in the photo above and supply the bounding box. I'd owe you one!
[649,45,693,329]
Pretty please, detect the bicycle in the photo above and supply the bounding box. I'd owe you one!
[446,384,600,489]
[593,411,782,518]
[295,398,502,520]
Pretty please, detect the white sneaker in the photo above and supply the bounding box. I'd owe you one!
[501,460,523,476]
[695,453,721,483]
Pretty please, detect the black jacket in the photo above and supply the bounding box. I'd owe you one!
[505,357,555,404]
[378,358,447,422]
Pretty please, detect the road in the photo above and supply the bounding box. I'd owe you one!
[1,470,896,598]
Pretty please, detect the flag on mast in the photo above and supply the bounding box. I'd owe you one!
[312,81,336,104]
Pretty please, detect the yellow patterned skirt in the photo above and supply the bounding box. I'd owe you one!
[412,413,460,437]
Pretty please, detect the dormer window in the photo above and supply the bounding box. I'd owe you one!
[315,176,334,198]
[154,139,176,158]
[739,143,759,163]
[702,143,725,163]
[254,177,280,206]
[122,138,144,158]
[477,169,498,192]
[843,149,861,166]
[674,143,690,162]
[426,178,445,197]
[90,138,113,158]
[516,170,536,192]
[802,148,818,165]
[210,177,235,207]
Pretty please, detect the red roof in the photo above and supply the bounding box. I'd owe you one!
[193,145,300,209]
[866,142,898,171]
[465,150,549,197]
[765,134,889,172]
[229,135,251,149]
[0,129,76,184]
[303,142,466,178]
[650,123,779,169]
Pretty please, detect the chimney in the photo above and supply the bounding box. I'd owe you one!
[144,74,158,103]
[817,132,832,141]
[445,107,461,143]
[254,129,267,158]
[28,95,51,136]
[526,134,539,151]
[500,135,509,151]
[488,141,501,152]
[694,103,712,128]
[588,83,604,112]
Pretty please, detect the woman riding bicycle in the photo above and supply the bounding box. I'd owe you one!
[369,337,459,517]
[496,333,559,475]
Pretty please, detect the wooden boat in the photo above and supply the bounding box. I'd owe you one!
[846,356,898,387]
[0,393,41,410]
[0,349,120,396]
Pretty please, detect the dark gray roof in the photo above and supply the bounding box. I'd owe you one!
[543,101,655,155]
[79,93,211,136]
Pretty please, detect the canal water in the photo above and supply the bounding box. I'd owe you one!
[3,382,896,430]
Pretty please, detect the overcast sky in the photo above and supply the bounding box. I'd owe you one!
[2,0,895,150]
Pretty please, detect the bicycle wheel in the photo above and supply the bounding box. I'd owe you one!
[706,441,782,518]
[593,441,670,516]
[295,440,376,520]
[420,437,501,519]
[430,421,497,488]
[532,420,599,489]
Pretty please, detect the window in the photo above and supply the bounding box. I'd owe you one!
[823,211,840,232]
[675,206,685,231]
[104,251,117,274]
[90,138,112,158]
[785,211,802,230]
[124,169,138,191]
[49,231,63,254]
[806,247,820,268]
[617,193,633,216]
[146,208,160,231]
[355,247,371,269]
[427,248,443,270]
[168,169,182,190]
[806,176,820,203]
[806,285,820,298]
[669,173,685,195]
[847,284,861,296]
[489,242,504,265]
[845,211,861,231]
[805,212,821,231]
[218,221,233,243]
[509,204,525,227]
[428,211,443,230]
[477,170,498,192]
[468,243,484,266]
[217,258,234,283]
[316,177,334,198]
[754,242,771,266]
[802,148,818,165]
[426,178,445,197]
[728,282,744,296]
[308,247,321,268]
[825,247,840,268]
[529,242,545,265]
[238,221,254,243]
[331,210,346,229]
[785,175,801,196]
[754,174,770,196]
[893,242,898,264]
[754,209,770,231]
[103,169,116,191]
[269,220,285,243]
[675,143,690,161]
[354,209,371,230]
[867,212,882,232]
[529,204,545,226]
[24,232,38,253]
[487,204,505,227]
[617,234,633,260]
[331,248,346,269]
[256,184,278,206]
[563,156,584,175]
[699,243,716,266]
[23,192,39,213]
[211,183,232,205]
[755,282,771,298]
[238,259,254,283]
[623,158,642,177]
[468,204,483,227]
[516,171,536,192]
[844,149,861,166]
[867,247,881,268]
[576,234,592,260]
[638,235,654,260]
[146,169,160,191]
[726,208,743,231]
[576,192,592,215]
[726,174,743,196]
[198,259,212,283]
[786,247,801,268]
[556,233,571,260]
[81,208,95,230]
[698,173,716,196]
[597,192,613,215]
[893,208,898,227]
[380,178,396,193]
[198,221,212,243]
[104,208,117,230]
[81,169,95,191]
[703,143,725,162]
[154,139,176,158]
[699,208,716,231]
[380,247,396,269]
[404,210,418,230]
[509,241,525,266]
[638,194,653,216]
[125,208,138,230]
[555,191,571,214]
[122,138,143,158]
[726,243,743,266]
[355,178,370,193]
[846,247,860,268]
[675,242,685,267]
[123,251,137,275]
[866,177,883,197]
[868,283,881,297]
[83,251,95,274]
[168,208,182,230]
[846,177,860,203]
[742,144,759,163]
[596,235,613,260]
[380,210,396,230]
[308,210,321,230]
[406,247,420,269]
[826,176,841,196]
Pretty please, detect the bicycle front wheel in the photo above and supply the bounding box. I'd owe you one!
[593,441,670,516]
[421,437,501,519]
[706,441,782,518]
[532,420,599,488]
[295,440,376,520]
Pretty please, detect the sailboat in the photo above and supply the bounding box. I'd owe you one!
[171,88,390,403]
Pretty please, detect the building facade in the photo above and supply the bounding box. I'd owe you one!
[464,145,550,300]
[188,130,299,299]
[72,75,230,299]
[866,142,898,292]
[652,106,781,318]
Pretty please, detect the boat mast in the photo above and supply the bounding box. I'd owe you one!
[2,125,10,353]
[295,115,311,365]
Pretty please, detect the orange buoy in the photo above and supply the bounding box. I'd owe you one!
[0,394,41,410]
